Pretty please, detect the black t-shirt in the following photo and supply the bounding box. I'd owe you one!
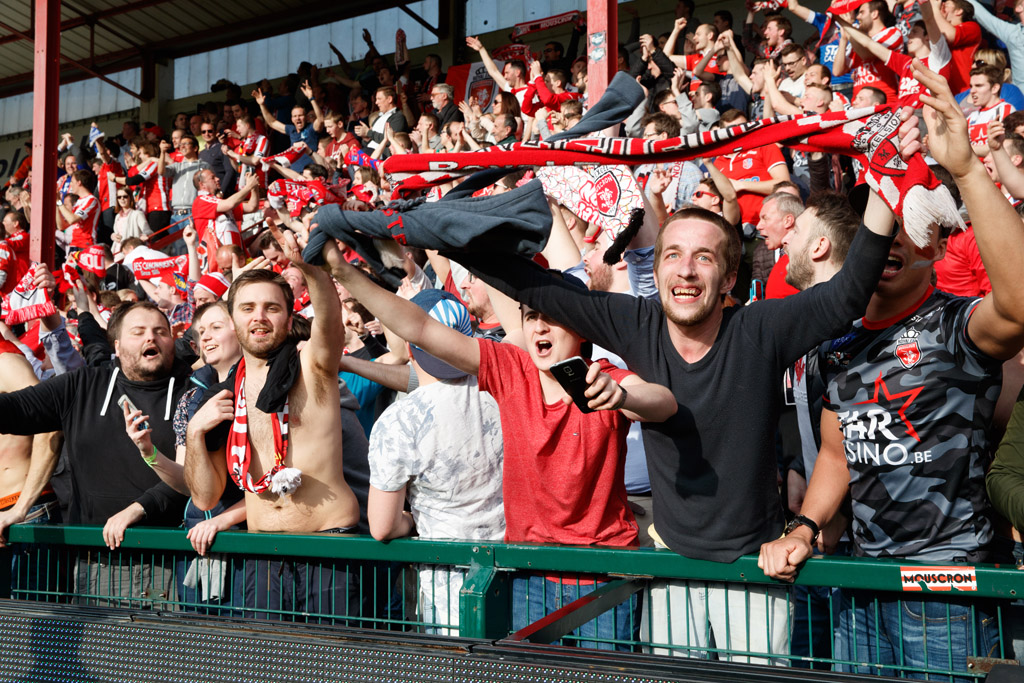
[461,224,893,562]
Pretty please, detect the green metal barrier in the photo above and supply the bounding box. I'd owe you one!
[5,524,1022,681]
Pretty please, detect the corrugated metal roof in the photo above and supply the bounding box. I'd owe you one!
[0,0,420,99]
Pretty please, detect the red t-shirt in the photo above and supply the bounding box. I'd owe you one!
[95,161,124,211]
[476,340,639,547]
[934,225,991,297]
[766,254,800,299]
[6,230,29,262]
[949,21,982,95]
[0,239,28,296]
[69,194,99,248]
[191,192,242,273]
[713,145,787,225]
[684,53,726,92]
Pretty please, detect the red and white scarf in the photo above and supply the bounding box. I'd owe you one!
[225,358,290,494]
[383,107,963,248]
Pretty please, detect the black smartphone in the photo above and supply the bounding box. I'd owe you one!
[550,356,594,414]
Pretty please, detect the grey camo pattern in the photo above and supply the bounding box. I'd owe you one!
[819,290,1002,562]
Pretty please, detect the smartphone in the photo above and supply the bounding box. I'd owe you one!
[550,356,595,414]
[117,394,150,431]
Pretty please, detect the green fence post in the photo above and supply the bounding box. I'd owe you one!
[459,544,508,639]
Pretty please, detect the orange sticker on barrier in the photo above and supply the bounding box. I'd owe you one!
[900,566,977,592]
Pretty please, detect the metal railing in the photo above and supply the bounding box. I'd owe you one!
[4,524,1022,681]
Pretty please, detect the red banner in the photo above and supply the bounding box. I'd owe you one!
[510,11,583,40]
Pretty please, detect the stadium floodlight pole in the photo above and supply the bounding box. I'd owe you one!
[31,0,60,267]
[586,0,618,105]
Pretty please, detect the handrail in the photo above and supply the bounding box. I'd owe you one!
[10,524,1023,599]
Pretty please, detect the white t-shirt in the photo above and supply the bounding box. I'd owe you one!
[369,375,505,542]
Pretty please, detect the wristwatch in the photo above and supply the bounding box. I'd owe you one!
[783,514,820,543]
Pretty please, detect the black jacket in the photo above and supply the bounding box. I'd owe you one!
[0,358,191,525]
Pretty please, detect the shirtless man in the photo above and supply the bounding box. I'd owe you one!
[185,226,358,618]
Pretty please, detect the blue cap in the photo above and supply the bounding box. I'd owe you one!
[409,288,473,379]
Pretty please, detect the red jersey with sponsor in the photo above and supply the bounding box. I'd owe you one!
[884,50,952,110]
[849,26,903,104]
[967,100,1014,146]
[69,194,99,248]
[713,144,787,225]
[95,161,124,211]
[136,159,170,213]
[948,21,981,94]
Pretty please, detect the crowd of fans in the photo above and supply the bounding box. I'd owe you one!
[3,0,1024,676]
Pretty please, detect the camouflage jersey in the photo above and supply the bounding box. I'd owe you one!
[819,286,1002,562]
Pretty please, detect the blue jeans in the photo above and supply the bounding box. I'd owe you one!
[511,575,636,651]
[835,589,1009,681]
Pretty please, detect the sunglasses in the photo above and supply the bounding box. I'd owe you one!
[692,190,713,200]
[117,194,129,199]
[201,129,215,134]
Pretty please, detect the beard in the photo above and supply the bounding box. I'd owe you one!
[120,350,174,381]
[785,248,815,291]
[238,325,289,359]
[660,290,718,327]
[587,264,615,293]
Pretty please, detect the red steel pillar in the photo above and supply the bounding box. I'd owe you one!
[30,0,60,266]
[586,0,617,104]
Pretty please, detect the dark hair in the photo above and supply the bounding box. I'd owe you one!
[860,86,887,105]
[656,207,742,276]
[865,0,897,27]
[970,64,1003,87]
[804,191,860,265]
[106,301,169,346]
[947,0,974,21]
[505,60,527,79]
[72,169,97,194]
[546,69,569,87]
[419,112,440,132]
[4,210,27,232]
[641,111,682,137]
[713,10,734,27]
[304,163,329,180]
[779,43,805,61]
[719,108,748,125]
[227,269,294,317]
[545,41,565,56]
[375,87,397,107]
[342,297,374,323]
[560,100,583,118]
[764,14,792,38]
[697,81,722,107]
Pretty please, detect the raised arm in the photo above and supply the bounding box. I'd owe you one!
[832,29,852,77]
[909,62,1024,359]
[253,88,287,134]
[705,159,743,226]
[271,225,344,373]
[466,36,509,90]
[985,121,1024,199]
[300,81,324,132]
[924,0,958,43]
[215,174,259,213]
[762,60,803,116]
[836,19,894,65]
[323,240,481,375]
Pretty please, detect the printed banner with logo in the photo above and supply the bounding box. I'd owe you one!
[900,566,977,592]
[446,61,504,113]
[511,11,583,40]
[131,254,189,281]
[537,165,644,240]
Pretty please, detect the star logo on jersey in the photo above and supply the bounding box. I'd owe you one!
[894,328,922,369]
[854,371,924,442]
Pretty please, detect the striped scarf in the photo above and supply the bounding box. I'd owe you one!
[225,357,289,494]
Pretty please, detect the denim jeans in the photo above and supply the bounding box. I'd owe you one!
[511,574,636,651]
[835,589,1009,681]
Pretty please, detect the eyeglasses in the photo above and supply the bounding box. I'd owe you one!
[781,59,802,67]
[117,194,129,199]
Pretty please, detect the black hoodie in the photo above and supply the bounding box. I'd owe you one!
[0,357,191,525]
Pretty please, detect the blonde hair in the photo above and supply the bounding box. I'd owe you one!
[974,48,1011,82]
